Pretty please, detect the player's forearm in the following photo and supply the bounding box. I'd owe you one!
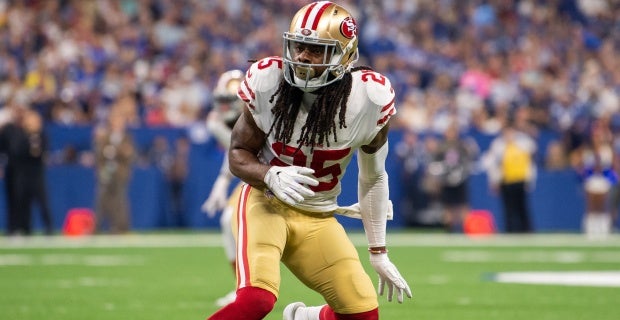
[358,143,390,248]
[359,170,389,248]
[229,147,270,189]
[228,107,270,188]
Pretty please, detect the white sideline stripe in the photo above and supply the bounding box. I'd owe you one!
[491,271,620,287]
[54,277,131,288]
[0,253,144,266]
[1,233,620,249]
[442,250,620,263]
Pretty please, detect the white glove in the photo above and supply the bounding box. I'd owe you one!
[369,253,412,303]
[263,166,319,206]
[202,175,231,218]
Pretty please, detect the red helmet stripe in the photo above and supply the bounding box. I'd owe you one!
[301,1,332,30]
[310,2,331,30]
[300,2,319,29]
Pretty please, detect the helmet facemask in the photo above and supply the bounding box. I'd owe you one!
[282,2,359,92]
[283,33,357,91]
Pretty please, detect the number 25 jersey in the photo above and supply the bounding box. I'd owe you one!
[238,57,396,213]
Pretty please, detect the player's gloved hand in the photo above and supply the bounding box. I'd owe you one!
[369,252,412,303]
[263,166,318,206]
[202,175,231,218]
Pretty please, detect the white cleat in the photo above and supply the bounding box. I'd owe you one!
[215,290,236,307]
[283,302,306,320]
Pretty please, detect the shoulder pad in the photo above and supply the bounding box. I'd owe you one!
[239,57,283,106]
[246,57,283,92]
[353,70,395,107]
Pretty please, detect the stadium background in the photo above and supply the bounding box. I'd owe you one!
[0,124,592,232]
[0,0,619,233]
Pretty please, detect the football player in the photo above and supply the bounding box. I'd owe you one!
[201,69,245,306]
[207,2,412,320]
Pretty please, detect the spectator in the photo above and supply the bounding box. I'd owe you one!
[484,118,537,233]
[0,107,54,236]
[146,134,190,228]
[146,134,173,224]
[544,141,569,171]
[93,110,136,234]
[608,128,620,230]
[394,130,429,226]
[571,122,616,239]
[147,135,173,173]
[418,135,444,226]
[428,120,479,232]
[167,136,190,227]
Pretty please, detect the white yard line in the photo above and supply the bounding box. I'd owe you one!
[0,253,144,266]
[442,249,620,263]
[491,271,620,287]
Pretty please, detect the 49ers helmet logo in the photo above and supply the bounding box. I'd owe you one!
[340,17,357,39]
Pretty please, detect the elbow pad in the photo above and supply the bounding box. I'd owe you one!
[358,142,390,248]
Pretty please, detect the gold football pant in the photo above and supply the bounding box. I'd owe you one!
[231,184,378,314]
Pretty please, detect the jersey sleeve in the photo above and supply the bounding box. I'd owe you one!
[358,70,397,144]
[237,57,283,133]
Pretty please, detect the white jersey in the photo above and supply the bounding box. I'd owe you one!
[238,56,396,212]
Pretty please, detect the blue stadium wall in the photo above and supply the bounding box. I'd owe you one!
[0,124,612,234]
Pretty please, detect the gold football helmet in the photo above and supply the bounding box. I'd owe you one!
[283,1,359,90]
[213,69,245,123]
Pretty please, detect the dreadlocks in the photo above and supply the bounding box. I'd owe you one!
[267,66,373,152]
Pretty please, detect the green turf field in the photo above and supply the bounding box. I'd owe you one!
[1,232,619,320]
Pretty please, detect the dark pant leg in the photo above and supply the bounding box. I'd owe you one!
[500,182,531,233]
[33,176,53,234]
[108,183,130,233]
[5,173,19,235]
[15,177,32,235]
[512,182,531,232]
[501,182,520,233]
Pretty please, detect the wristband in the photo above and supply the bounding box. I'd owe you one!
[368,246,388,254]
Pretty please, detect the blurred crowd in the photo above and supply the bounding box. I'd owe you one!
[0,0,619,234]
[0,0,617,156]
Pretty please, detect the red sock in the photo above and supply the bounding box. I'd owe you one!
[320,305,379,320]
[207,287,276,320]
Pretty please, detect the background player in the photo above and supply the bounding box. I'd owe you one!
[201,69,245,306]
[208,2,412,320]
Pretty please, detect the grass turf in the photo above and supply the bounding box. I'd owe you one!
[1,232,619,320]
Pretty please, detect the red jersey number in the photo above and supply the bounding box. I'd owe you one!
[257,57,283,70]
[270,142,351,192]
[360,70,386,86]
